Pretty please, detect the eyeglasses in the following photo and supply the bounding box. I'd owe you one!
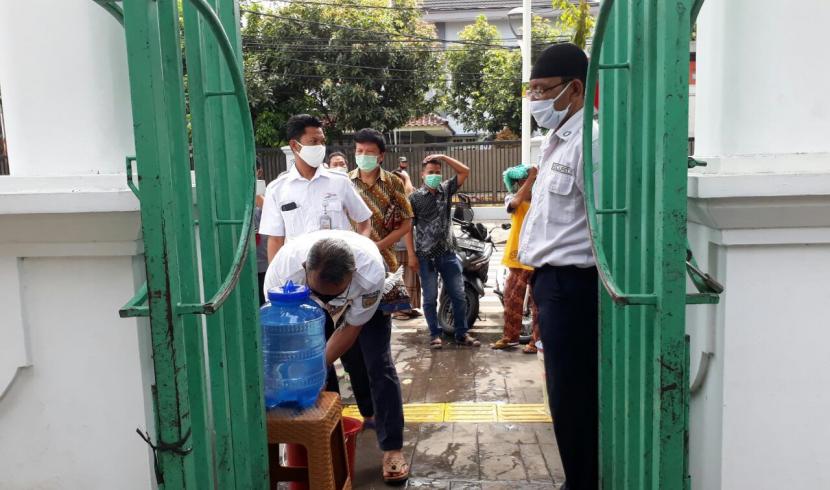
[526,80,571,99]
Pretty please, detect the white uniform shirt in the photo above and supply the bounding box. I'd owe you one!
[263,230,385,326]
[260,166,372,238]
[518,108,599,268]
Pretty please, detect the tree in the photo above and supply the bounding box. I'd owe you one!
[441,15,562,137]
[242,0,441,147]
[551,0,596,50]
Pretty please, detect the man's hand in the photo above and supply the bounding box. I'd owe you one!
[326,324,363,365]
[527,166,538,181]
[407,253,419,272]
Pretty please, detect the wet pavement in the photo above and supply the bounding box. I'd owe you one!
[338,228,565,489]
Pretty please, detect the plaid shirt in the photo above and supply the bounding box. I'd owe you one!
[409,176,459,259]
[349,168,414,271]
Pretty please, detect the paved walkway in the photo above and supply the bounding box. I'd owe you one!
[340,225,565,489]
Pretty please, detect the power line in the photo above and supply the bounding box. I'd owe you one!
[240,8,511,49]
[245,0,422,11]
[249,72,522,83]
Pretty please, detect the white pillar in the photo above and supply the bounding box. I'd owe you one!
[689,1,830,489]
[521,0,532,166]
[0,0,134,177]
[0,2,153,488]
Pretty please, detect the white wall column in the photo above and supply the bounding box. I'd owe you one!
[0,0,134,176]
[689,1,830,489]
[0,2,153,488]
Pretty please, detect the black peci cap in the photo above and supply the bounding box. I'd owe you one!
[531,42,589,82]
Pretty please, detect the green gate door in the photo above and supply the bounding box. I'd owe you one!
[99,1,268,487]
[583,1,720,489]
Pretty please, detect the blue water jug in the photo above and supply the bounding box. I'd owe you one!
[261,280,327,410]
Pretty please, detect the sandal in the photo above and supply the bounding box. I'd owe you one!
[429,336,443,349]
[392,312,410,321]
[490,337,520,350]
[382,452,410,484]
[522,343,538,354]
[455,334,481,347]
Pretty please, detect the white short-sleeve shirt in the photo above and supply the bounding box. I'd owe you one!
[518,108,599,268]
[260,166,372,238]
[263,230,385,326]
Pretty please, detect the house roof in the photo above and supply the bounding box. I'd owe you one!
[399,113,455,136]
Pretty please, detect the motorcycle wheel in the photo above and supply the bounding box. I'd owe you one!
[438,285,479,337]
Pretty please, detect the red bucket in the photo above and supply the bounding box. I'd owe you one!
[286,416,363,490]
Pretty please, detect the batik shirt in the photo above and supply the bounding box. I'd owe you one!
[348,168,414,271]
[409,175,459,259]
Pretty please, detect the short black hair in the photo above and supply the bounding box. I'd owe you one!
[531,42,588,86]
[353,128,386,153]
[286,114,323,142]
[306,238,356,285]
[327,151,347,163]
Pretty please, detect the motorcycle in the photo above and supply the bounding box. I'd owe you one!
[437,194,494,336]
[492,222,533,344]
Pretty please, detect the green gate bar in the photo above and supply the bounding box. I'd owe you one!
[108,0,267,487]
[583,0,720,488]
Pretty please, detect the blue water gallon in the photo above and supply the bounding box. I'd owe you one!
[261,280,327,410]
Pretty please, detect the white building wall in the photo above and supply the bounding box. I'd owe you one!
[0,1,154,488]
[689,1,830,489]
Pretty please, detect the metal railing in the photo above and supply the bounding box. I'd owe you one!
[258,140,523,205]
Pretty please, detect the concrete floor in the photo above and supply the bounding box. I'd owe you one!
[341,233,565,489]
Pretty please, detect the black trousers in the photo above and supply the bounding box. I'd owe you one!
[324,310,405,451]
[532,265,599,490]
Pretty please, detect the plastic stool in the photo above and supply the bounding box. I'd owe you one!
[267,391,352,490]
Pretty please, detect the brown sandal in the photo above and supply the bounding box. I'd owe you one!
[382,452,410,484]
[522,343,538,354]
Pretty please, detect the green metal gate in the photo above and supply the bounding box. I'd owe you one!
[583,0,720,489]
[99,1,268,487]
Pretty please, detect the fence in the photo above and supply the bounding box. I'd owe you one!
[257,137,697,205]
[258,140,523,205]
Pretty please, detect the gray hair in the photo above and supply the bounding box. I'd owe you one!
[306,238,356,285]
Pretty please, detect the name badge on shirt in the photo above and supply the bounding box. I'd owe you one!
[319,213,332,230]
[551,162,573,176]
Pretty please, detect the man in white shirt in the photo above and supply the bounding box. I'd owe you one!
[517,43,599,490]
[260,114,372,261]
[263,230,409,484]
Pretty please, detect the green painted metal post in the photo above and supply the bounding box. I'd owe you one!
[583,0,718,488]
[112,0,267,487]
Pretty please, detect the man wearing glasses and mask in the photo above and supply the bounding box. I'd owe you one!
[262,229,409,484]
[518,43,600,490]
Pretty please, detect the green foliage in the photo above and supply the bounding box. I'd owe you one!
[551,0,596,50]
[441,15,561,137]
[242,0,441,147]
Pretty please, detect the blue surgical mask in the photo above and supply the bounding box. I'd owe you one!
[530,81,573,130]
[355,154,379,172]
[424,174,442,189]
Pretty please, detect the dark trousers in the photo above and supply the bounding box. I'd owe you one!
[324,310,405,451]
[532,265,599,490]
[257,272,267,306]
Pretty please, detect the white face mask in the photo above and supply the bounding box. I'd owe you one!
[329,166,348,173]
[530,81,573,130]
[295,142,326,168]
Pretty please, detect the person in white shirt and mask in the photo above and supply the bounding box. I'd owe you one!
[518,43,600,490]
[260,114,372,261]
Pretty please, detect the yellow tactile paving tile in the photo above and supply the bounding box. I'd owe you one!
[497,404,553,423]
[342,402,553,423]
[444,403,498,422]
[403,403,446,422]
